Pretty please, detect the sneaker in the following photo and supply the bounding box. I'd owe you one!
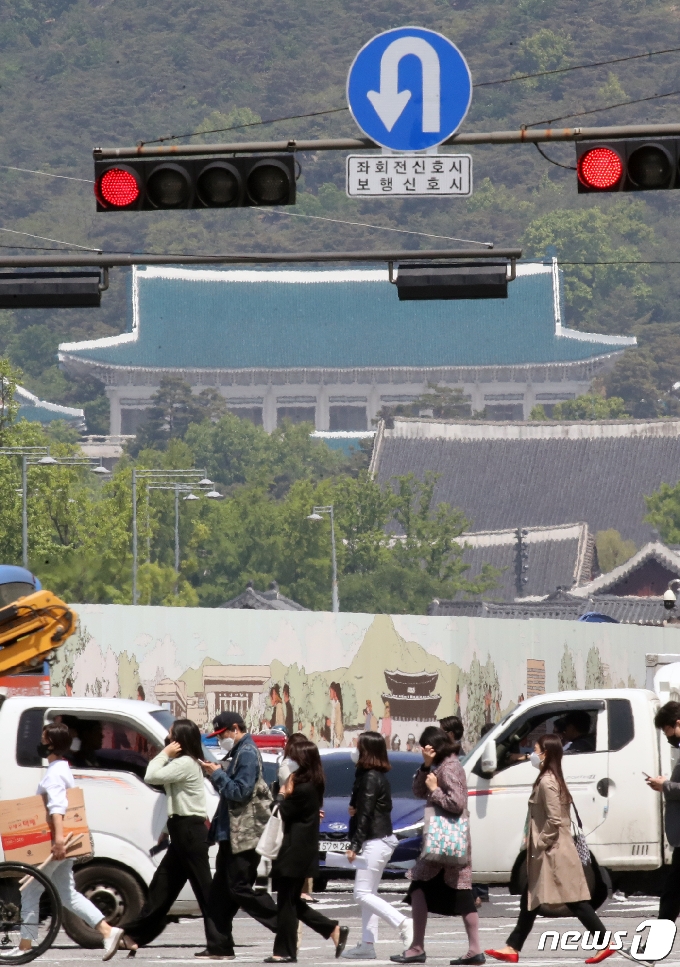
[102,927,125,962]
[194,952,236,961]
[342,944,377,960]
[400,920,414,951]
[0,949,23,959]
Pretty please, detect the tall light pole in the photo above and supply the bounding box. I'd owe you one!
[131,469,222,603]
[0,447,108,568]
[306,505,339,613]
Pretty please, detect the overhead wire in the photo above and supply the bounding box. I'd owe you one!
[0,227,101,252]
[140,44,680,145]
[253,208,492,246]
[527,88,680,128]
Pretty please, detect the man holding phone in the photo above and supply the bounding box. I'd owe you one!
[648,701,680,922]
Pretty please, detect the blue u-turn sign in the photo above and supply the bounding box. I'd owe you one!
[347,27,472,152]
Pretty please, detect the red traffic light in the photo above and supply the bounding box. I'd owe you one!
[577,146,624,191]
[94,155,297,211]
[96,167,141,208]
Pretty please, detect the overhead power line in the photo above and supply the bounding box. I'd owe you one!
[528,88,680,128]
[254,208,492,247]
[140,44,680,146]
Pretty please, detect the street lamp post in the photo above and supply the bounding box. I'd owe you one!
[131,470,223,603]
[306,505,339,613]
[0,447,108,568]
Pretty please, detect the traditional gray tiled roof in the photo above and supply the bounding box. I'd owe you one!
[220,581,308,611]
[456,523,592,600]
[58,262,634,375]
[373,418,680,545]
[569,541,680,597]
[428,594,668,624]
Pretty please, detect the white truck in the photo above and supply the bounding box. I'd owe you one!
[461,653,680,902]
[0,695,221,946]
[0,657,678,945]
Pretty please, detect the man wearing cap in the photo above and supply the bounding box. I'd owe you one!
[198,712,278,960]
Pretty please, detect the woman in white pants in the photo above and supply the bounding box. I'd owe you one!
[342,732,413,960]
[7,722,122,961]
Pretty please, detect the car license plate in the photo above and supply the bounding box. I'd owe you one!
[321,841,351,852]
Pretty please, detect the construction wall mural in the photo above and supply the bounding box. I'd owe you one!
[50,605,676,748]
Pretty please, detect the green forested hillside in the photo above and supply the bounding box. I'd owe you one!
[1,0,680,424]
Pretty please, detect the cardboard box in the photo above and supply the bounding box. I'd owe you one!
[0,788,90,865]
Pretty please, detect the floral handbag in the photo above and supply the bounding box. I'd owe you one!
[420,805,469,866]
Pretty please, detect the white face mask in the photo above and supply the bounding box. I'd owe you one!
[70,737,82,752]
[529,751,542,770]
[278,757,299,784]
[350,748,360,764]
[218,735,234,753]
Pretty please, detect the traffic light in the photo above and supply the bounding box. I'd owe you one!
[0,272,103,308]
[576,139,680,192]
[94,154,296,211]
[395,262,509,300]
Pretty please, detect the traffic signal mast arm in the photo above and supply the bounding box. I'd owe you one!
[0,590,77,676]
[94,122,680,159]
[0,249,523,269]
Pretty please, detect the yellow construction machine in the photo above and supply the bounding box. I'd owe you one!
[0,567,76,676]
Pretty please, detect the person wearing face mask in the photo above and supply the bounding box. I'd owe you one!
[117,720,219,960]
[391,727,480,967]
[7,723,121,961]
[486,734,614,965]
[647,701,680,923]
[342,732,412,961]
[198,712,278,960]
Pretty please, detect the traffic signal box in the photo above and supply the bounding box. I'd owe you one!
[576,139,680,192]
[94,155,296,211]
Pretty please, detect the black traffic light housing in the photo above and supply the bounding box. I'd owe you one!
[576,139,680,192]
[395,262,510,300]
[94,154,297,211]
[0,271,103,308]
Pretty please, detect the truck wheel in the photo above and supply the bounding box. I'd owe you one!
[509,849,609,913]
[63,864,145,949]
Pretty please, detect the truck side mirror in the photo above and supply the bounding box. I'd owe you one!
[480,739,497,776]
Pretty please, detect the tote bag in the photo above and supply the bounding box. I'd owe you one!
[570,803,591,866]
[419,805,469,866]
[256,804,284,860]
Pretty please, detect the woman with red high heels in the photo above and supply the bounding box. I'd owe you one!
[486,734,613,966]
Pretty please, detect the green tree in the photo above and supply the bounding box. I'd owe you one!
[516,30,571,88]
[595,529,636,573]
[604,348,665,418]
[521,203,652,321]
[644,482,680,544]
[530,394,629,420]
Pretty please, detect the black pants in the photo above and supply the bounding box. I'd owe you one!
[659,846,680,922]
[273,876,338,960]
[124,816,221,948]
[205,840,278,954]
[507,889,607,952]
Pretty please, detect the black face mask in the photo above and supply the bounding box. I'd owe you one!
[668,735,680,748]
[37,743,52,758]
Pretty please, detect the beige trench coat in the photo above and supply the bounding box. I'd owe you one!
[527,773,590,910]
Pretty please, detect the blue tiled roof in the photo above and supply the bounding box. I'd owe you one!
[59,263,635,371]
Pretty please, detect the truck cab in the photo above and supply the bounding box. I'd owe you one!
[0,695,219,946]
[462,688,665,886]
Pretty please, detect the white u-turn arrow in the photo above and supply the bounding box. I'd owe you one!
[367,37,441,133]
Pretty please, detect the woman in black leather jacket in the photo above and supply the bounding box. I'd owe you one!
[342,732,413,961]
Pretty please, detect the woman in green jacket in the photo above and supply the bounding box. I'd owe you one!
[116,720,219,958]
